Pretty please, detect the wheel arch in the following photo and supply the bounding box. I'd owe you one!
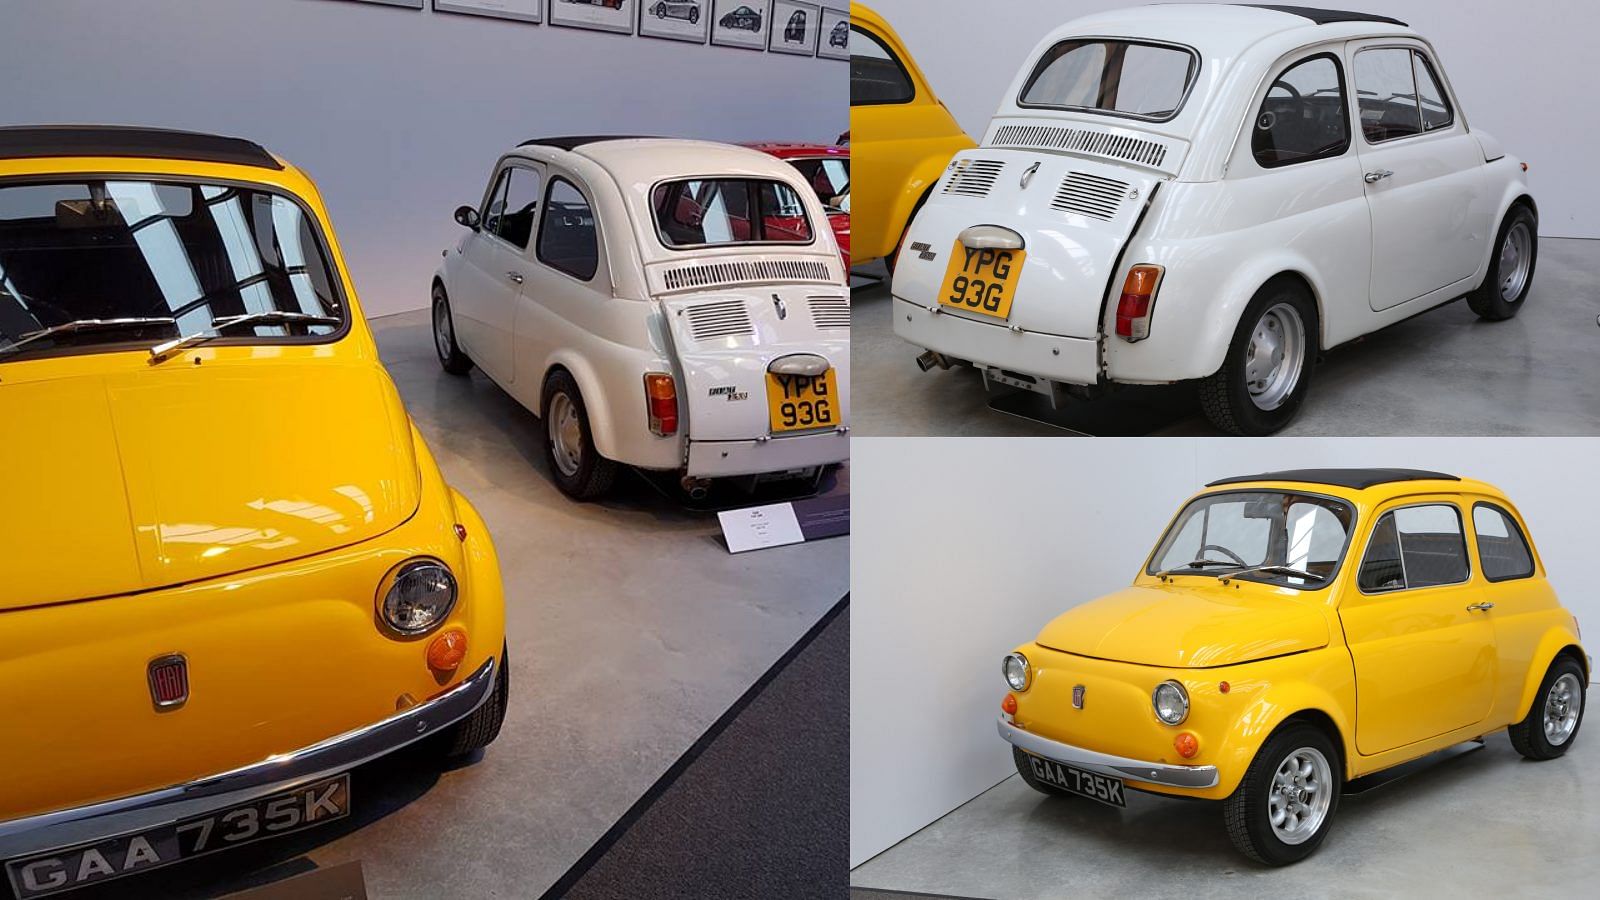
[1514,626,1587,722]
[538,354,622,463]
[1195,260,1330,379]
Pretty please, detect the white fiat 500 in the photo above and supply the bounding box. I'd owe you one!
[893,4,1536,435]
[433,137,850,499]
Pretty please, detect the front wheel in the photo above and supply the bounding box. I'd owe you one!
[541,370,619,501]
[1509,656,1585,760]
[1223,722,1341,866]
[1466,204,1537,321]
[1199,279,1318,436]
[432,285,474,376]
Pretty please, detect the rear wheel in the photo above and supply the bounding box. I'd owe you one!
[1012,747,1070,797]
[1509,656,1585,760]
[1466,204,1537,321]
[1199,279,1318,436]
[442,646,509,757]
[432,284,473,376]
[1223,722,1341,866]
[541,370,619,501]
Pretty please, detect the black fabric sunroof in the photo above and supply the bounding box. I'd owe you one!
[0,125,281,169]
[1241,5,1408,26]
[519,135,658,151]
[1207,469,1460,489]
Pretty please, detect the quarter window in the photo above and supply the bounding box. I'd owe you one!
[1358,504,1470,593]
[537,178,599,282]
[1354,48,1454,142]
[1252,54,1350,168]
[851,27,913,105]
[1472,504,1535,582]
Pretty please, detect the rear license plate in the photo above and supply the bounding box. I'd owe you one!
[937,242,1025,320]
[767,369,839,434]
[5,774,351,899]
[1024,753,1126,807]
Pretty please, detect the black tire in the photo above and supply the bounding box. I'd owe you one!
[431,284,473,376]
[1223,722,1342,866]
[540,369,619,501]
[442,646,509,757]
[1509,655,1586,760]
[1465,204,1537,321]
[1199,277,1319,436]
[1012,747,1071,797]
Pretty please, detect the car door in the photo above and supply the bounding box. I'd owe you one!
[1339,499,1497,755]
[455,161,544,385]
[1348,42,1491,311]
[510,173,609,410]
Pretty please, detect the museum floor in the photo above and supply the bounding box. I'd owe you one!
[851,237,1600,437]
[82,309,849,900]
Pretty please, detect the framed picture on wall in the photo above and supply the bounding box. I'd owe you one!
[332,0,424,8]
[767,0,818,56]
[548,0,635,34]
[709,0,768,50]
[816,5,848,60]
[434,0,541,23]
[638,0,709,43]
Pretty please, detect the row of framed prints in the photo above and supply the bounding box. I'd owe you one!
[348,0,849,58]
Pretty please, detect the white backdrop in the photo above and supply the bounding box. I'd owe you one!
[0,0,847,317]
[868,0,1599,239]
[851,436,1600,866]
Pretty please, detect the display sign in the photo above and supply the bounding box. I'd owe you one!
[223,861,368,900]
[548,0,636,34]
[638,0,710,43]
[709,0,767,50]
[718,494,848,553]
[435,0,542,23]
[767,0,818,56]
[816,5,848,60]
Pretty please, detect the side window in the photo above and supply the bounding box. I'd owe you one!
[537,178,599,282]
[1252,54,1350,168]
[481,170,511,238]
[1354,48,1453,142]
[1473,504,1535,582]
[1359,504,1471,593]
[850,28,913,105]
[492,167,542,250]
[1413,53,1454,132]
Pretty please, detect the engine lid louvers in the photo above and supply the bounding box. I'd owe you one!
[1050,171,1132,221]
[682,299,754,341]
[807,295,850,330]
[941,159,1005,198]
[989,124,1173,171]
[660,258,835,293]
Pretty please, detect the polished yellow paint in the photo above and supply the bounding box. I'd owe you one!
[1008,476,1585,800]
[850,2,975,266]
[0,153,505,824]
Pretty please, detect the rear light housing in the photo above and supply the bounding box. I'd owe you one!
[1114,264,1165,342]
[644,373,678,436]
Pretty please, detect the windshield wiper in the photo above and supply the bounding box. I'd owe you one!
[1156,559,1241,578]
[149,311,341,363]
[0,317,177,359]
[1217,565,1322,584]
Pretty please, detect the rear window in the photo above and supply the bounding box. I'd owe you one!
[1019,39,1198,122]
[652,178,814,249]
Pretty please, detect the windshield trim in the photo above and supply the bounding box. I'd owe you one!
[1141,488,1359,592]
[0,172,351,364]
[648,174,820,253]
[1016,35,1202,124]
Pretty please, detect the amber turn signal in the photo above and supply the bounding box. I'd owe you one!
[1114,264,1165,342]
[427,628,469,672]
[1174,732,1199,759]
[644,373,678,436]
[1001,693,1018,715]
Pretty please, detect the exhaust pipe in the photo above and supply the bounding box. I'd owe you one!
[916,350,950,372]
[681,476,711,500]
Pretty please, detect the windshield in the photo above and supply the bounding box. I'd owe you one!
[1019,39,1198,122]
[0,178,344,360]
[1147,491,1355,589]
[652,178,815,249]
[784,157,850,212]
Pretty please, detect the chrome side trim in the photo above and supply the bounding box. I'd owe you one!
[0,657,498,859]
[997,716,1218,789]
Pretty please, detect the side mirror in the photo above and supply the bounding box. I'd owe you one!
[454,205,480,230]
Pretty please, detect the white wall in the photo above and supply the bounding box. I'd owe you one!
[869,0,1599,239]
[850,436,1600,866]
[0,0,847,317]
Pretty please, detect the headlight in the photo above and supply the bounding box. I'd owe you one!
[1003,653,1030,691]
[378,558,458,635]
[1152,680,1189,725]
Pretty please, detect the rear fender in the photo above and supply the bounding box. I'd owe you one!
[1514,624,1586,722]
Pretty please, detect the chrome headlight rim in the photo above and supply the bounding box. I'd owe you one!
[376,557,459,637]
[1152,680,1190,726]
[1003,652,1031,692]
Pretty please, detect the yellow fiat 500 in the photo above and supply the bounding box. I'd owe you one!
[999,469,1587,865]
[0,126,507,897]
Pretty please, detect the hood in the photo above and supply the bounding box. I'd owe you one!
[1,361,419,611]
[1034,584,1330,668]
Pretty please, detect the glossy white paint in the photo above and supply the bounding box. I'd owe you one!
[436,138,850,476]
[891,4,1532,390]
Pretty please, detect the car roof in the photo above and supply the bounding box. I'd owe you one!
[1239,5,1407,27]
[520,135,658,152]
[0,125,281,170]
[1043,4,1414,51]
[1207,469,1462,490]
[516,136,804,184]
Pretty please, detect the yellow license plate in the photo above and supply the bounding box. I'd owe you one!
[937,242,1025,320]
[767,369,839,434]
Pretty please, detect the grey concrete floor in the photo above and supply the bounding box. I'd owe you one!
[851,730,1600,899]
[852,237,1600,437]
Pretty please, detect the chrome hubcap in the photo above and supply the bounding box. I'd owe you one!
[433,297,453,361]
[1244,302,1306,411]
[1267,746,1332,845]
[1545,673,1582,746]
[547,392,583,477]
[1499,221,1532,302]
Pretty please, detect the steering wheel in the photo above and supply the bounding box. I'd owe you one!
[1200,544,1248,567]
[1270,81,1303,102]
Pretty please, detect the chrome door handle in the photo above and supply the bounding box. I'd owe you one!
[1466,602,1496,612]
[506,271,524,284]
[1364,169,1394,184]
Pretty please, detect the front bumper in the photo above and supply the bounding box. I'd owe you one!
[0,656,498,862]
[685,428,849,478]
[997,716,1218,789]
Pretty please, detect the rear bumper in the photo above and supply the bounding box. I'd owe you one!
[997,715,1217,789]
[892,297,1100,387]
[686,429,849,478]
[0,656,498,862]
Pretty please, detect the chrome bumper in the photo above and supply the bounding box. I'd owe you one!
[997,716,1219,789]
[0,656,499,861]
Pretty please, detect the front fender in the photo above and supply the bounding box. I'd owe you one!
[1513,621,1585,722]
[1197,650,1356,797]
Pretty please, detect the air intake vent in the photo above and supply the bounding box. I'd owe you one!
[991,125,1169,169]
[661,258,834,292]
[808,295,850,330]
[1050,172,1132,220]
[941,159,1005,198]
[682,299,754,341]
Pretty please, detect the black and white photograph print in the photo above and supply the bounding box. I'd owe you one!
[817,5,848,60]
[434,0,542,23]
[638,0,709,43]
[331,0,424,9]
[768,0,818,56]
[710,0,768,50]
[548,0,635,34]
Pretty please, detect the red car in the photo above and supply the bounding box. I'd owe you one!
[743,142,850,267]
